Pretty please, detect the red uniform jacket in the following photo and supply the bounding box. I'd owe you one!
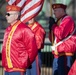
[49,15,76,57]
[28,22,46,50]
[68,60,76,75]
[2,21,38,72]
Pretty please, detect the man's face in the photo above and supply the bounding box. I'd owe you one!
[53,8,64,19]
[5,11,18,24]
[28,18,35,25]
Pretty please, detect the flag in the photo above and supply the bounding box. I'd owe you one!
[6,0,44,23]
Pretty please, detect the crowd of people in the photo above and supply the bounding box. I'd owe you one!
[1,2,76,75]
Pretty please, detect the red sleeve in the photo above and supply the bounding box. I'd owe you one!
[35,25,46,49]
[23,28,38,68]
[52,16,76,53]
[53,16,75,40]
[57,37,76,53]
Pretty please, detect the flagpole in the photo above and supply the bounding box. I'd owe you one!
[50,0,52,16]
[50,0,54,45]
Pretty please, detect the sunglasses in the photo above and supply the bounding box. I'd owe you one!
[6,13,12,16]
[6,13,17,16]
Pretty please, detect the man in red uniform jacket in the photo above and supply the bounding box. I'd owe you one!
[49,3,76,75]
[26,18,46,75]
[2,5,38,75]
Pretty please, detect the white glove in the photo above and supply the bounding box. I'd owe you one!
[51,46,56,51]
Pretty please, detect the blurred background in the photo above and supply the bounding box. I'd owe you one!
[0,0,76,75]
